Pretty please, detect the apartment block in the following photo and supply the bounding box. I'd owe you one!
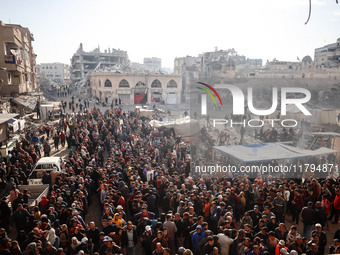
[0,21,37,96]
[37,62,70,83]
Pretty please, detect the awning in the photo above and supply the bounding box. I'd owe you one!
[213,143,338,163]
[0,114,19,125]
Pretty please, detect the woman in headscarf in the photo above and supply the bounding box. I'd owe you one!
[53,219,61,236]
[10,240,22,255]
[59,224,69,254]
[33,206,41,221]
[16,230,27,250]
[71,227,84,242]
[47,228,59,249]
[38,195,49,215]
[69,237,80,255]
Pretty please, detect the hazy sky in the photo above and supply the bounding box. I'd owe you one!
[1,0,339,69]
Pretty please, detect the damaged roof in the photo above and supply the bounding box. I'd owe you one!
[12,96,39,111]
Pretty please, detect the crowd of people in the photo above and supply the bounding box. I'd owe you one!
[0,105,340,255]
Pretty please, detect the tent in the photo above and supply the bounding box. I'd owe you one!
[213,143,338,163]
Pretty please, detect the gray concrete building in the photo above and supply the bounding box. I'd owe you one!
[314,38,340,68]
[70,43,129,85]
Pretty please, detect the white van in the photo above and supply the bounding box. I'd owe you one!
[27,157,62,185]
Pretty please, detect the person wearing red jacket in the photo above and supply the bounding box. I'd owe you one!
[60,131,66,148]
[331,190,340,224]
[117,192,125,211]
[292,189,304,224]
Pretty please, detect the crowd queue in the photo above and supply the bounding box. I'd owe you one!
[0,106,340,255]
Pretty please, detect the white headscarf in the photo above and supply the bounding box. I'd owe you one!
[71,237,81,250]
[47,228,56,246]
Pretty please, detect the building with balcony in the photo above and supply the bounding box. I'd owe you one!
[89,72,182,105]
[37,62,70,84]
[315,38,340,68]
[0,21,37,96]
[70,43,129,85]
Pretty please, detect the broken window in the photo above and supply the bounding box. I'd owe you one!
[119,79,130,88]
[151,79,162,88]
[104,79,112,87]
[135,81,146,88]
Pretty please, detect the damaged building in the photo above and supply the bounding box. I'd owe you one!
[0,20,38,96]
[89,72,182,105]
[314,38,340,68]
[37,62,70,84]
[70,43,129,85]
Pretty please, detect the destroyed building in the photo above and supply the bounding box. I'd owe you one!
[70,43,129,85]
[0,21,38,96]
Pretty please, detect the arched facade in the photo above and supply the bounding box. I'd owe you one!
[151,79,162,88]
[119,79,130,88]
[167,79,177,88]
[104,79,112,87]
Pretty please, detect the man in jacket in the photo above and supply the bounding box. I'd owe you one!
[122,221,138,255]
[191,225,206,255]
[151,231,169,252]
[10,203,30,232]
[174,213,186,248]
[292,189,304,224]
[273,192,286,223]
[163,214,177,252]
[301,201,315,238]
[310,223,327,255]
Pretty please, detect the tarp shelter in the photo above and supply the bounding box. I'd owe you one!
[0,114,19,143]
[149,116,200,136]
[213,143,338,163]
[309,132,340,160]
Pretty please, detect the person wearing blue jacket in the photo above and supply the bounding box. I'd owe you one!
[191,225,206,255]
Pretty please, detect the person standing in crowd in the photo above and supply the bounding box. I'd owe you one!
[301,201,315,238]
[53,133,60,151]
[43,140,51,157]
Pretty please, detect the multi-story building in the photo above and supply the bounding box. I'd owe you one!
[174,56,202,101]
[89,72,182,105]
[131,57,171,74]
[70,43,129,85]
[37,62,70,83]
[0,21,37,96]
[315,38,340,67]
[200,49,237,80]
[143,57,161,71]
